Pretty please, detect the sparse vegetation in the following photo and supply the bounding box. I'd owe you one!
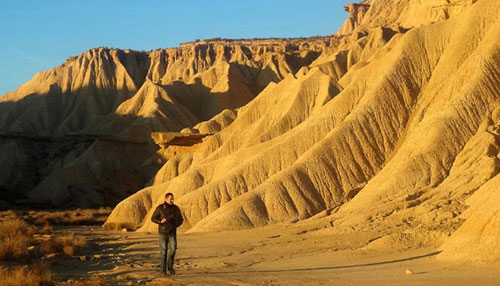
[102,221,137,231]
[0,217,88,261]
[0,263,52,286]
[0,263,112,286]
[0,208,111,226]
[0,216,107,285]
[0,218,35,261]
[39,233,87,257]
[39,222,53,234]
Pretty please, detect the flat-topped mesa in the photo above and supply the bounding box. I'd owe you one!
[180,37,332,50]
[147,39,329,85]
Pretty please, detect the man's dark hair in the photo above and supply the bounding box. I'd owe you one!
[165,192,174,199]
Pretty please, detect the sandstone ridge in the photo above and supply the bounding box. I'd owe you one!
[0,38,325,207]
[104,0,500,265]
[1,0,499,266]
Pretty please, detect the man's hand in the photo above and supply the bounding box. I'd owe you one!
[161,218,167,224]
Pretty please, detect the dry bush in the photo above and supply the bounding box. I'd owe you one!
[101,222,137,231]
[39,223,53,235]
[40,234,86,256]
[0,263,52,286]
[62,245,74,256]
[0,218,36,261]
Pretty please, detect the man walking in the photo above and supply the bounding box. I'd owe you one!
[151,192,184,275]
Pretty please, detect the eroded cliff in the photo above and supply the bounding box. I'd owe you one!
[1,0,499,266]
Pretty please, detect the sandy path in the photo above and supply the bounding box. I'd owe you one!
[50,226,500,286]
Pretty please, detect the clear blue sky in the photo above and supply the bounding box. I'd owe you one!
[0,0,350,95]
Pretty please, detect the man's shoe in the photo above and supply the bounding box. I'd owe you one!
[168,268,176,275]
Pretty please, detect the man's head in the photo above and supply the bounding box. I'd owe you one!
[164,193,174,205]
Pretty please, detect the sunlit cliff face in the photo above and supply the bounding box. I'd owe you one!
[1,0,499,265]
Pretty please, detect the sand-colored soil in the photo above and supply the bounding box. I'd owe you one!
[52,226,500,286]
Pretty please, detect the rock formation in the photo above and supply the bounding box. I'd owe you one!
[2,0,500,266]
[104,0,500,266]
[0,39,327,207]
[337,2,371,35]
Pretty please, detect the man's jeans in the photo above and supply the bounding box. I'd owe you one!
[159,234,177,273]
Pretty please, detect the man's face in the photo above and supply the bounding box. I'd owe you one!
[165,195,174,205]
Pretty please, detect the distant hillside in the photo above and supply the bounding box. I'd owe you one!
[0,38,327,207]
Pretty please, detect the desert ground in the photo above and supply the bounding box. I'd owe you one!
[49,224,500,286]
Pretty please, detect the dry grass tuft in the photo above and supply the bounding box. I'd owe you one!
[0,263,52,286]
[40,234,86,256]
[0,218,36,261]
[39,223,53,235]
[101,222,137,231]
[62,245,74,256]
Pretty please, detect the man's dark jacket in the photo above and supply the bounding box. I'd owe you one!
[151,203,183,235]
